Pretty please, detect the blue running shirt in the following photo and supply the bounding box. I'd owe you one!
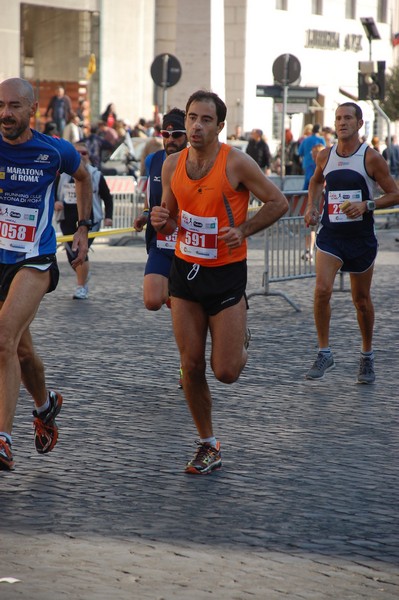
[0,130,81,263]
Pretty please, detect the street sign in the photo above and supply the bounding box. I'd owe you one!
[256,85,318,101]
[272,54,301,85]
[274,103,309,114]
[150,53,182,88]
[267,54,304,179]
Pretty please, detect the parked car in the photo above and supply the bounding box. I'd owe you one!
[226,138,248,152]
[100,136,147,179]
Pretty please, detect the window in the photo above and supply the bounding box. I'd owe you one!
[276,0,288,10]
[377,0,387,23]
[345,0,356,20]
[311,0,323,15]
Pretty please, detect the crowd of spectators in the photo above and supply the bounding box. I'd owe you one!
[228,122,396,180]
[43,86,397,180]
[41,87,163,173]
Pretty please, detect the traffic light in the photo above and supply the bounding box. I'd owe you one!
[358,61,385,101]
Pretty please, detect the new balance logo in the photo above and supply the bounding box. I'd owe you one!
[35,154,50,163]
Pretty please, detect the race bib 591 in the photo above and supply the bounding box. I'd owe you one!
[179,210,218,260]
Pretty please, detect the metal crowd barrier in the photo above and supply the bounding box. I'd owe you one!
[105,175,146,231]
[248,192,312,312]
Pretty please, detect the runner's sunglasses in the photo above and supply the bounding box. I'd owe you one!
[160,130,186,139]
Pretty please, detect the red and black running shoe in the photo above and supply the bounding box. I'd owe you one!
[33,391,63,454]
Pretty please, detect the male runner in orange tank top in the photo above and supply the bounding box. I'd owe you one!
[151,90,288,474]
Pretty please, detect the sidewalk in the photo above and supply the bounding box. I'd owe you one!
[0,229,398,600]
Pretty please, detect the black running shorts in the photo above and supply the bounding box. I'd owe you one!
[169,256,247,316]
[316,229,378,273]
[0,255,59,301]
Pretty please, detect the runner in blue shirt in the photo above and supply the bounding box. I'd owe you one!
[0,78,92,471]
[134,108,187,388]
[134,108,187,310]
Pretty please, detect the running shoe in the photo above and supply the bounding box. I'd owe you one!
[357,355,375,384]
[0,438,14,471]
[73,285,88,300]
[185,441,222,475]
[305,352,335,380]
[33,391,63,454]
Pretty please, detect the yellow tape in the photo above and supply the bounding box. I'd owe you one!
[247,206,399,216]
[374,208,399,215]
[56,227,137,243]
[56,207,399,243]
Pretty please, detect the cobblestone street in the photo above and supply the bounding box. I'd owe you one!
[1,229,398,599]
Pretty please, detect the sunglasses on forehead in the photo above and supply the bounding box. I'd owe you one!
[160,130,186,139]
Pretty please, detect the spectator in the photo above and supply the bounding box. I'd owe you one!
[98,120,118,148]
[322,126,335,148]
[101,103,117,128]
[302,143,325,263]
[233,125,245,140]
[140,124,163,175]
[245,128,271,174]
[43,121,59,138]
[77,98,90,129]
[114,120,127,140]
[84,124,114,169]
[45,85,72,136]
[298,123,313,145]
[62,112,83,144]
[371,136,381,153]
[382,136,399,180]
[288,135,304,175]
[298,124,326,190]
[132,118,148,138]
[274,129,300,175]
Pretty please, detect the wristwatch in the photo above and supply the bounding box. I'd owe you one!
[366,200,376,212]
[76,219,93,230]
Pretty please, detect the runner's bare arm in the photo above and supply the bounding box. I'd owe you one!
[366,149,399,208]
[339,150,399,220]
[133,182,150,232]
[219,150,288,246]
[304,148,327,226]
[71,160,93,267]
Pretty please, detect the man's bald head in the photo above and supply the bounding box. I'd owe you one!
[0,78,35,103]
[0,77,37,143]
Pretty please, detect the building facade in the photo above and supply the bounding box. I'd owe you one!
[0,0,398,148]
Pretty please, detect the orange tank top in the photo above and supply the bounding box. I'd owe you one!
[171,143,249,267]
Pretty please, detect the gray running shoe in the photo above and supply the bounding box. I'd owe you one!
[357,355,375,384]
[73,285,88,300]
[305,352,335,380]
